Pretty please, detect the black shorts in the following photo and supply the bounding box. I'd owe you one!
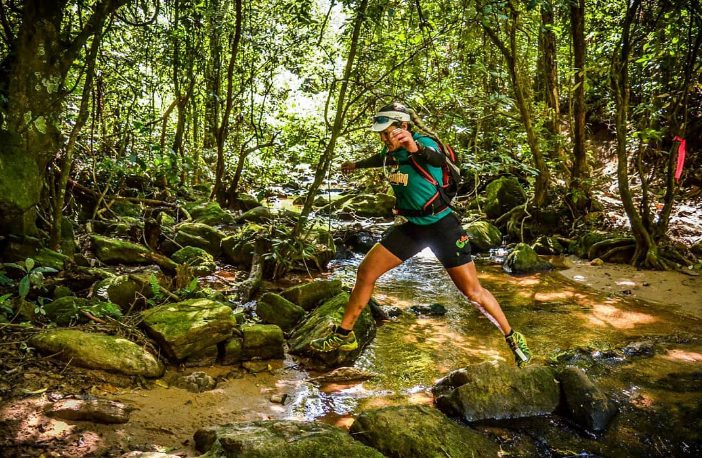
[380,213,472,268]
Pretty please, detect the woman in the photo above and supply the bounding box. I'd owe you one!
[310,102,532,367]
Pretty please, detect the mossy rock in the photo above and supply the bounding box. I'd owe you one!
[222,338,243,365]
[30,329,164,377]
[503,243,553,274]
[483,176,527,219]
[111,201,142,218]
[141,298,237,361]
[234,206,272,223]
[173,222,225,257]
[256,293,305,332]
[171,246,216,276]
[557,366,618,433]
[280,279,343,311]
[91,235,151,265]
[464,220,502,252]
[350,405,499,457]
[42,296,122,325]
[34,248,71,271]
[230,194,262,212]
[433,362,560,422]
[93,274,146,310]
[189,201,235,226]
[532,235,566,255]
[287,292,376,368]
[241,324,285,360]
[194,420,384,457]
[340,193,395,217]
[221,224,266,266]
[569,231,609,259]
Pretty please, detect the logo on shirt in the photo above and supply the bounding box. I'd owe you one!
[388,171,409,186]
[455,235,470,249]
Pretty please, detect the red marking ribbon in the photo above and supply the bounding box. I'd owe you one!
[673,136,686,182]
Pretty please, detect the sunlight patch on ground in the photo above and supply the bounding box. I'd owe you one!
[586,302,658,329]
[663,349,702,363]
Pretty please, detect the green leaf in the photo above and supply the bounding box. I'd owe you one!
[33,267,58,274]
[3,262,26,272]
[19,276,30,298]
[25,258,35,272]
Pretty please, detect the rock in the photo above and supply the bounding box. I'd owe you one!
[241,324,284,360]
[169,371,217,393]
[483,177,526,219]
[341,193,396,217]
[46,398,132,424]
[34,248,70,271]
[141,299,237,361]
[270,393,288,404]
[193,420,384,457]
[221,223,266,266]
[288,292,376,368]
[92,274,144,310]
[464,220,502,252]
[230,194,262,212]
[43,297,121,325]
[173,222,225,257]
[433,362,560,422]
[256,293,305,332]
[409,303,447,316]
[30,329,164,377]
[590,257,605,266]
[342,229,379,254]
[569,231,609,259]
[557,366,617,433]
[52,285,73,299]
[503,243,553,274]
[242,360,272,372]
[171,246,216,276]
[350,405,499,457]
[234,205,272,223]
[532,235,565,255]
[122,452,181,458]
[189,201,235,225]
[280,279,343,311]
[308,367,379,384]
[621,340,656,357]
[222,338,243,365]
[91,235,151,265]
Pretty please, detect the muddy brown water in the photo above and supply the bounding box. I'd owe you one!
[2,248,701,456]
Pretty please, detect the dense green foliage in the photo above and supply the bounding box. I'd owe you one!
[0,0,700,266]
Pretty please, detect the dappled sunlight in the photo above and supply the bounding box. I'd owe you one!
[663,349,702,363]
[586,302,658,329]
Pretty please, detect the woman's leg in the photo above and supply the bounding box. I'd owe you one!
[446,261,511,335]
[339,243,403,330]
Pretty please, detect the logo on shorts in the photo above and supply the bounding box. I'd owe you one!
[455,235,469,249]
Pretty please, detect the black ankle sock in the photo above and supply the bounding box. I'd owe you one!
[505,329,514,339]
[335,325,351,335]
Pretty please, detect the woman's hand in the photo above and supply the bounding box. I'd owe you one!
[388,128,419,153]
[341,161,356,174]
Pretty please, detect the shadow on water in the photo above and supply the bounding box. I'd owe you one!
[285,248,702,455]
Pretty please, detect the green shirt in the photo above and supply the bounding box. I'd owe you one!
[382,133,451,225]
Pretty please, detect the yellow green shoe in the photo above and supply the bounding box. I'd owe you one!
[310,329,358,352]
[506,331,532,367]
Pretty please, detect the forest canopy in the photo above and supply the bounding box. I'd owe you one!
[0,0,700,269]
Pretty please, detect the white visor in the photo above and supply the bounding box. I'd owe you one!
[370,110,411,132]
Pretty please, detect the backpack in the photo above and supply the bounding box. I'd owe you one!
[397,138,462,217]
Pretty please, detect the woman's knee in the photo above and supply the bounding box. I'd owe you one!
[356,263,379,286]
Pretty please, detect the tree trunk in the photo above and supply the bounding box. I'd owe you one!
[569,0,590,213]
[293,0,369,237]
[0,0,127,237]
[611,0,663,269]
[540,0,560,126]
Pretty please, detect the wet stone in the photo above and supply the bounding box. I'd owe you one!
[308,367,379,384]
[557,366,618,433]
[409,303,447,316]
[45,398,132,424]
[168,371,217,393]
[621,340,656,357]
[280,279,343,311]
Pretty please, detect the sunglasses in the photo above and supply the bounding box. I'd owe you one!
[373,116,402,124]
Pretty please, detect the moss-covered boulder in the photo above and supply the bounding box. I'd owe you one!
[230,194,262,212]
[221,223,265,266]
[341,193,395,217]
[503,243,553,274]
[557,366,618,433]
[532,235,566,255]
[140,299,237,361]
[91,235,151,265]
[93,275,146,310]
[280,279,343,311]
[241,324,284,360]
[464,220,502,252]
[350,405,499,457]
[432,362,560,422]
[30,329,164,377]
[171,246,216,276]
[34,248,71,271]
[234,205,272,223]
[173,222,225,257]
[288,292,375,368]
[222,338,243,365]
[42,296,122,325]
[483,177,527,219]
[194,420,384,457]
[256,293,305,332]
[189,201,235,226]
[569,231,610,259]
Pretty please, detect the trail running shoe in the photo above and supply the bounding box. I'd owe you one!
[506,331,532,367]
[310,329,358,352]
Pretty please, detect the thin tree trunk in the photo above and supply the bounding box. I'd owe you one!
[569,0,589,213]
[293,0,369,237]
